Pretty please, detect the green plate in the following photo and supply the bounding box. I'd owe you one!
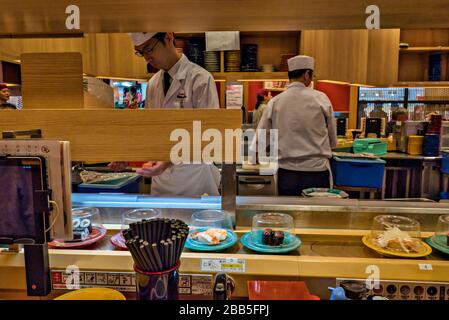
[425,236,449,256]
[302,188,349,198]
[185,228,238,252]
[240,231,301,254]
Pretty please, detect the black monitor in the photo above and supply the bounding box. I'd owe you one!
[365,118,383,138]
[336,118,348,136]
[0,156,50,245]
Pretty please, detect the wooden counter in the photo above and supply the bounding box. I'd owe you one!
[1,229,448,299]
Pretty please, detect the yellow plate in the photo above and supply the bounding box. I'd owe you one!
[54,288,126,300]
[362,235,432,258]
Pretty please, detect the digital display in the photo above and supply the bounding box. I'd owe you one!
[0,158,48,243]
[0,165,36,239]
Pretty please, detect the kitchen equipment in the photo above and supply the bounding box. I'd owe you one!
[351,130,363,140]
[237,175,276,196]
[423,134,440,156]
[360,117,385,138]
[407,135,424,155]
[397,121,426,153]
[336,118,348,137]
[442,150,449,174]
[353,138,387,156]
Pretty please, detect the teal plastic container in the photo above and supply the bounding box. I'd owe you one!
[353,138,387,156]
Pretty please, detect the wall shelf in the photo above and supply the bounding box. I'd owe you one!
[400,46,449,53]
[212,72,288,81]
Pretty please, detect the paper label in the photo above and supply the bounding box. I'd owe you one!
[201,258,246,273]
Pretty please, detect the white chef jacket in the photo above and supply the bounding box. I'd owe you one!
[145,54,221,197]
[252,82,337,172]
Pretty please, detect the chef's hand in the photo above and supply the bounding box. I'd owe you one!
[136,161,172,177]
[108,162,129,171]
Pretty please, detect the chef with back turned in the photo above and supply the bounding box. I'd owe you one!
[109,32,220,197]
[251,55,337,196]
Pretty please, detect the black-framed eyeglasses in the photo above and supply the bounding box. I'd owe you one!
[134,41,159,57]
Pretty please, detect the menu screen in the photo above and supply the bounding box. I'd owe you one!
[0,161,43,241]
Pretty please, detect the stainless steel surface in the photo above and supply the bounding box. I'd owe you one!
[381,152,442,160]
[237,175,276,196]
[235,196,449,231]
[72,194,449,232]
[421,159,442,199]
[221,164,237,215]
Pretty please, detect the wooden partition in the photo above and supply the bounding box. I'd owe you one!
[1,0,449,35]
[301,29,400,85]
[0,109,242,162]
[21,52,84,109]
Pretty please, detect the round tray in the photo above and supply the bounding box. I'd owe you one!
[185,228,238,252]
[49,226,107,249]
[110,232,128,250]
[240,231,301,254]
[425,236,449,256]
[362,235,432,258]
[302,188,349,198]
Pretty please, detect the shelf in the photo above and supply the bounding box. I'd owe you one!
[393,82,449,87]
[95,72,289,82]
[400,46,449,53]
[265,88,286,92]
[212,72,288,81]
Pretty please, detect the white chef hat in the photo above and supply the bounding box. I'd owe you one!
[287,55,315,71]
[129,32,158,46]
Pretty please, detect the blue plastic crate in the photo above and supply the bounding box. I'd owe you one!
[332,157,386,188]
[442,151,449,174]
[77,175,141,193]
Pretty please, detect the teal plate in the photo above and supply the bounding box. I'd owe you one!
[185,229,238,252]
[425,236,449,256]
[240,231,301,254]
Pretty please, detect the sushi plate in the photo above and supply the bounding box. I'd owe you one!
[240,231,301,254]
[362,235,432,258]
[425,236,449,256]
[185,228,238,252]
[49,226,107,249]
[110,232,128,250]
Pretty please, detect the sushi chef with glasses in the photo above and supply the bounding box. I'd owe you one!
[109,32,220,197]
[251,55,337,196]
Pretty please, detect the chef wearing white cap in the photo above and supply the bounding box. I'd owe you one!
[251,55,337,196]
[110,32,220,197]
